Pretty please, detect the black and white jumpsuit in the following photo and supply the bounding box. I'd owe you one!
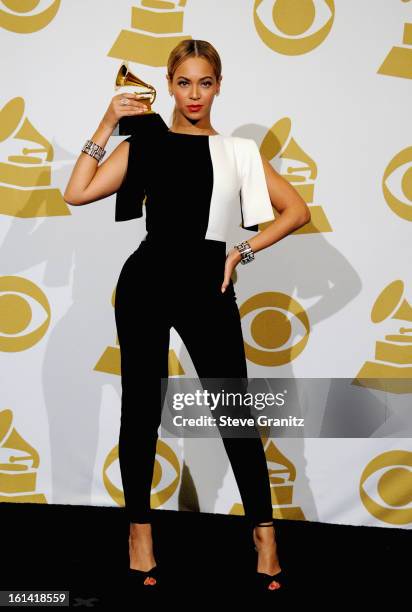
[113,113,275,527]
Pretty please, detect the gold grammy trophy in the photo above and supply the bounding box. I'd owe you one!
[115,60,156,113]
[115,61,168,136]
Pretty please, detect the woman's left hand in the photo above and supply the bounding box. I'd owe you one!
[221,248,242,293]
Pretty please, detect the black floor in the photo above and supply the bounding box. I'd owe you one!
[0,502,409,605]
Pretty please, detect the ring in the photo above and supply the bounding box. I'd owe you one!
[120,98,128,106]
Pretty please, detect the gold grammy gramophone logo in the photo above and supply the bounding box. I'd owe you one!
[382,146,412,221]
[378,0,412,80]
[0,408,46,503]
[231,426,305,520]
[103,438,180,509]
[253,0,335,55]
[0,97,70,218]
[360,450,412,526]
[354,280,412,394]
[108,0,191,66]
[0,0,61,33]
[259,118,331,235]
[239,291,310,367]
[94,286,184,376]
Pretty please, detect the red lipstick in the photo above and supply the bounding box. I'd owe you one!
[187,105,203,112]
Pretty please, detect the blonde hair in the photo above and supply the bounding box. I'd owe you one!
[167,39,222,125]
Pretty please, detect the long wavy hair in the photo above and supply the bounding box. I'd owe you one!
[167,39,222,125]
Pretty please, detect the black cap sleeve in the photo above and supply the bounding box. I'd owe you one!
[115,112,169,222]
[115,134,145,222]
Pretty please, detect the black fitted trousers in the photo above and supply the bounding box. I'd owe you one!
[114,236,273,527]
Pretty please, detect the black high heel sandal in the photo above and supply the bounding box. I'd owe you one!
[128,564,160,588]
[128,526,160,589]
[253,521,285,592]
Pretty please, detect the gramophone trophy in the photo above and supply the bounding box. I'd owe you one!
[115,60,156,112]
[115,61,168,136]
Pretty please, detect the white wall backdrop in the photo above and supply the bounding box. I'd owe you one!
[1,0,411,529]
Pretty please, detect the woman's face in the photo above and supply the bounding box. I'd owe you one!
[168,57,221,121]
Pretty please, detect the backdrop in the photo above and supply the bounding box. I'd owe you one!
[1,0,411,529]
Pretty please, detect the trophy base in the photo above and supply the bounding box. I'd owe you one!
[136,97,154,114]
[118,111,169,137]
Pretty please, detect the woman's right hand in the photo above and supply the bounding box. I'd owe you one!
[101,93,149,130]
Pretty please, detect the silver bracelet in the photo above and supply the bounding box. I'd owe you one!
[82,139,106,162]
[234,240,255,265]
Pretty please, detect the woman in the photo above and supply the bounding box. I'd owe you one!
[64,39,310,593]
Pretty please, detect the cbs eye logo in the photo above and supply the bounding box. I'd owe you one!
[104,439,181,509]
[253,0,335,55]
[0,0,61,33]
[360,450,412,526]
[239,291,310,366]
[0,276,51,352]
[382,147,412,221]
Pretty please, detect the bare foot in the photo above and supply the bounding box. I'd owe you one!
[129,522,157,572]
[253,522,282,590]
